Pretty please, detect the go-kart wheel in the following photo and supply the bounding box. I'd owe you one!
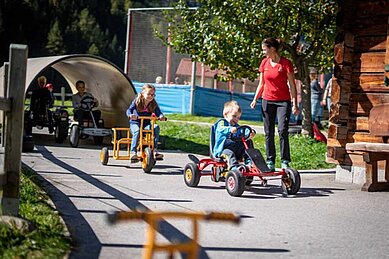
[69,124,80,147]
[22,135,35,152]
[142,147,154,173]
[184,162,201,187]
[100,147,109,165]
[93,136,104,145]
[281,168,301,195]
[54,124,67,143]
[245,176,253,186]
[226,169,245,197]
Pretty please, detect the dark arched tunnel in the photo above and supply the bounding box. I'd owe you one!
[3,54,137,128]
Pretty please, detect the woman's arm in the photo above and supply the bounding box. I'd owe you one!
[287,72,299,115]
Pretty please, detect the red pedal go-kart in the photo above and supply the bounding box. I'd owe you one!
[183,125,301,197]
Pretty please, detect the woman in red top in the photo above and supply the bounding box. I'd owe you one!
[250,37,299,171]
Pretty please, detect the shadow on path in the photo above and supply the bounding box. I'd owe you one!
[24,145,293,258]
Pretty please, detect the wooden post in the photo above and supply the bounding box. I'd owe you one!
[165,24,171,84]
[0,63,9,146]
[61,86,65,106]
[0,44,28,216]
[189,61,196,115]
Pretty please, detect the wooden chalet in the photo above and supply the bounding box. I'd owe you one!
[328,0,389,191]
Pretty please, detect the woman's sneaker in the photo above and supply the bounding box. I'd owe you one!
[266,161,275,171]
[281,160,290,169]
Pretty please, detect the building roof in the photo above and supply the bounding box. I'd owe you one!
[176,58,218,78]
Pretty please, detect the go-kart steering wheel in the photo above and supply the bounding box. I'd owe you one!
[80,96,95,111]
[231,125,254,142]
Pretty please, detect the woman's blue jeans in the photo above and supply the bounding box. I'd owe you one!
[130,123,160,153]
[311,95,321,123]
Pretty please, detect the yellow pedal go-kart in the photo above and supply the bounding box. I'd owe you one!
[100,116,165,173]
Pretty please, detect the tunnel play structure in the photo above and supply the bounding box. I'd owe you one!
[1,54,136,128]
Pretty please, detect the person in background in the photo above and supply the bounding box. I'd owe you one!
[174,77,182,84]
[30,75,54,133]
[310,68,323,128]
[45,83,55,108]
[250,37,299,171]
[72,80,101,126]
[126,83,166,162]
[321,77,333,114]
[155,76,163,84]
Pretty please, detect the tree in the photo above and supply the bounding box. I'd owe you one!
[159,0,337,135]
[46,19,66,55]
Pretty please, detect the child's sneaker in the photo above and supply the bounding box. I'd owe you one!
[266,161,275,171]
[155,150,164,160]
[244,158,252,165]
[281,160,290,169]
[229,164,246,173]
[130,153,140,162]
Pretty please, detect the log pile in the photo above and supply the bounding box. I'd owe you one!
[327,0,389,167]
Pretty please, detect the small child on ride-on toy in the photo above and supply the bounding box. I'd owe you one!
[126,83,166,162]
[184,102,301,196]
[214,101,255,171]
[29,75,55,133]
[72,80,101,126]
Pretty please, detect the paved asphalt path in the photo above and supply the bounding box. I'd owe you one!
[21,129,389,259]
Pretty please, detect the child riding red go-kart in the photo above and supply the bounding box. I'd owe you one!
[183,124,301,197]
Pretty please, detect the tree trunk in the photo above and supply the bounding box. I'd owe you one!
[296,62,313,136]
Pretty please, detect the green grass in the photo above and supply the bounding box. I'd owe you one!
[25,99,74,116]
[0,168,71,258]
[160,114,334,170]
[168,114,264,126]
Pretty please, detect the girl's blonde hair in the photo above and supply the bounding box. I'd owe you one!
[223,100,241,115]
[135,83,158,113]
[37,76,47,87]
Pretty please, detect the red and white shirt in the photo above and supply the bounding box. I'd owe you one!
[259,57,294,101]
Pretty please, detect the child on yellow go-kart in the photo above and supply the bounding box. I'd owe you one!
[126,83,166,162]
[214,100,255,171]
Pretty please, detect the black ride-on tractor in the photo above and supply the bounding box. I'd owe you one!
[24,101,70,151]
[69,96,111,147]
[184,125,301,197]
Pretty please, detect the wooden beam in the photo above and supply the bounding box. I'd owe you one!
[348,116,369,132]
[347,131,385,143]
[349,93,389,116]
[329,103,349,123]
[0,97,11,112]
[353,52,386,73]
[0,44,28,216]
[326,146,346,161]
[356,1,389,17]
[328,124,348,139]
[352,73,389,92]
[354,35,387,52]
[385,16,389,86]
